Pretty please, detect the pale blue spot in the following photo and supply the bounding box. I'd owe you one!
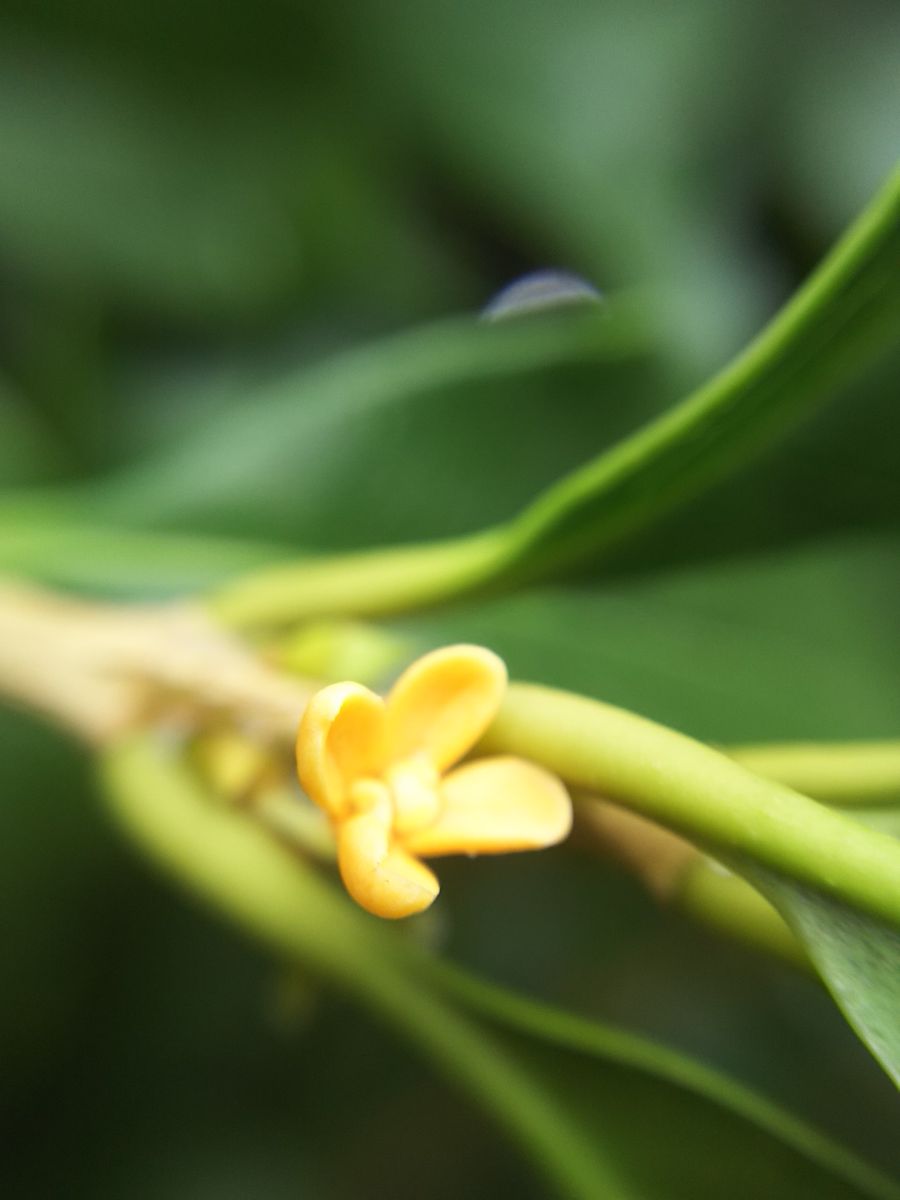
[482,270,603,321]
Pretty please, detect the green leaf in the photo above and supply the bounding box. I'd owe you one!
[433,966,900,1200]
[0,299,660,590]
[752,873,900,1089]
[0,23,465,324]
[203,168,900,628]
[605,344,900,580]
[101,735,900,1200]
[5,172,897,619]
[83,299,657,543]
[335,0,790,358]
[493,167,900,587]
[394,536,900,746]
[782,6,900,237]
[0,379,60,487]
[0,502,284,597]
[0,41,292,320]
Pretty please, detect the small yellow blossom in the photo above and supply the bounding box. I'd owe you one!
[295,645,572,918]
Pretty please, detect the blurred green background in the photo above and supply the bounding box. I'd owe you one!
[1,1,899,1196]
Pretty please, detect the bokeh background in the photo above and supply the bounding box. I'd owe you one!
[1,1,899,1196]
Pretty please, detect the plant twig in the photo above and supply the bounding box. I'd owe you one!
[0,578,310,743]
[483,684,900,928]
[727,741,900,808]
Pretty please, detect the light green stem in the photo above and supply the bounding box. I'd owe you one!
[727,741,900,808]
[209,530,508,629]
[101,735,626,1200]
[483,685,900,928]
[209,167,900,630]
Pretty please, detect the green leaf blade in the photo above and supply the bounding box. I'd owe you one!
[207,169,900,628]
[754,874,900,1088]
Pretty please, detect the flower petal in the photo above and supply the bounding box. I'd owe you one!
[385,645,507,771]
[295,682,385,817]
[337,812,440,919]
[405,756,572,857]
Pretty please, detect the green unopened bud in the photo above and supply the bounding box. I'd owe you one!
[269,620,409,687]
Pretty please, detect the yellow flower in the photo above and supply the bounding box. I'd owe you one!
[295,645,572,918]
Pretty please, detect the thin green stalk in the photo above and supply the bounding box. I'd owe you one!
[209,167,900,630]
[101,735,627,1200]
[726,741,900,808]
[208,530,507,630]
[482,684,900,929]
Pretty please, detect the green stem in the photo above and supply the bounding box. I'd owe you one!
[726,741,900,808]
[101,735,626,1200]
[482,684,900,928]
[208,167,900,630]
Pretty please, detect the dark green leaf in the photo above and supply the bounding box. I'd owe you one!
[395,536,900,745]
[201,171,900,629]
[434,964,900,1200]
[753,873,900,1088]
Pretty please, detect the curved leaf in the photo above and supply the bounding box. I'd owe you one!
[4,173,897,622]
[433,964,900,1200]
[753,872,900,1089]
[83,300,656,542]
[206,168,900,627]
[0,299,657,592]
[0,503,282,596]
[397,536,900,746]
